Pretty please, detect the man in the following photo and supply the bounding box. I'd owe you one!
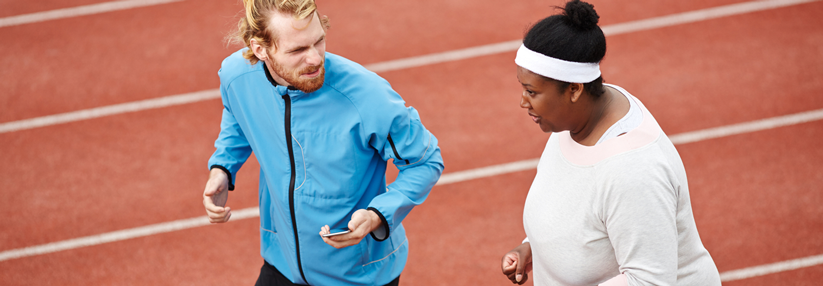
[202,0,443,285]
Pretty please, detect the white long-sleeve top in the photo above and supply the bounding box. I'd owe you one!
[523,85,721,286]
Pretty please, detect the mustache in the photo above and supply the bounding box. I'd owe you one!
[298,62,323,75]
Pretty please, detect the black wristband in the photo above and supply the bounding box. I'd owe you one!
[209,165,235,191]
[367,207,390,241]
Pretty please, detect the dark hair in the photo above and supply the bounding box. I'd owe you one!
[523,0,606,97]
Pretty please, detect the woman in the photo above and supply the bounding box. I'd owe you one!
[499,1,721,285]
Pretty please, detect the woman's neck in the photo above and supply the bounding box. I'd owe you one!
[569,86,629,146]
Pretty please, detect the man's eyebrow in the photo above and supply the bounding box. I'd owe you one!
[287,35,325,53]
[286,44,308,53]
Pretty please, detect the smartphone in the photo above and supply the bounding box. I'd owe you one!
[322,230,351,237]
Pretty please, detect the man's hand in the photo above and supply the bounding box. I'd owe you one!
[501,242,533,284]
[319,209,382,249]
[203,168,231,223]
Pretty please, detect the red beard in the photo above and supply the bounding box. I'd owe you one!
[270,58,325,93]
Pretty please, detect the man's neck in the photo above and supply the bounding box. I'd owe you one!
[262,62,290,87]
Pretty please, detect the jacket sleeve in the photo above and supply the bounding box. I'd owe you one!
[362,86,444,241]
[207,83,253,191]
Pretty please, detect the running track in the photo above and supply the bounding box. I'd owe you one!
[1,0,822,285]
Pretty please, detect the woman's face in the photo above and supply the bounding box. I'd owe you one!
[517,66,573,133]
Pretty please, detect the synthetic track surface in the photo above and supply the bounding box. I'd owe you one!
[1,0,822,285]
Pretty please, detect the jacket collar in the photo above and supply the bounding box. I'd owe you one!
[262,62,304,97]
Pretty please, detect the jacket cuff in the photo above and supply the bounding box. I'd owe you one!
[367,207,390,241]
[209,165,235,191]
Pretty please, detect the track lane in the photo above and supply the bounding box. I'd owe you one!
[4,107,821,262]
[3,0,823,259]
[1,0,823,281]
[401,171,537,286]
[0,100,265,250]
[0,0,184,28]
[723,264,823,286]
[601,1,823,135]
[682,120,823,273]
[318,0,757,65]
[0,0,799,122]
[0,216,263,285]
[0,0,113,18]
[3,114,822,285]
[0,0,242,122]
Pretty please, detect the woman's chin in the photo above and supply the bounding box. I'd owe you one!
[538,125,553,133]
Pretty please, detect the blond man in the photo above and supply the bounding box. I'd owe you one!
[201,0,443,285]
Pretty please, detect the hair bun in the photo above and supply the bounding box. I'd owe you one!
[563,0,600,30]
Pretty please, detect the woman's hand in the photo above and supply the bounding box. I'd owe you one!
[501,242,533,284]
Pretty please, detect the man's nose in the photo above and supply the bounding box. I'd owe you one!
[306,47,322,66]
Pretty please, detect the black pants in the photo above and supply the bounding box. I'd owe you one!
[255,260,400,286]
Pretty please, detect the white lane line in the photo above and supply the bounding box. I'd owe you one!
[0,89,220,134]
[600,0,820,36]
[366,0,821,73]
[0,207,259,262]
[720,254,823,281]
[669,108,823,144]
[366,40,522,73]
[435,158,539,186]
[1,0,818,133]
[0,0,184,28]
[3,107,823,269]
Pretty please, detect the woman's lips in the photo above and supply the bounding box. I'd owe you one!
[528,113,540,123]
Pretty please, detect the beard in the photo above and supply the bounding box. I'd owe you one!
[269,55,326,93]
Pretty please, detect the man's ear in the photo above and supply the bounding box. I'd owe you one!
[249,38,268,61]
[568,83,584,103]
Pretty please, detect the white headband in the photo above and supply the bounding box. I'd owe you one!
[514,44,601,83]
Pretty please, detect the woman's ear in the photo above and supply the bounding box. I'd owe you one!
[568,83,584,103]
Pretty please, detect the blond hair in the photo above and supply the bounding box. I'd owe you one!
[232,0,329,64]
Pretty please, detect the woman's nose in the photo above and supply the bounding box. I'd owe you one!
[520,92,530,109]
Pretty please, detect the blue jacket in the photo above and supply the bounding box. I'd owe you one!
[208,49,444,285]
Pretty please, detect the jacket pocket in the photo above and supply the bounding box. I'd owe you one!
[294,130,358,199]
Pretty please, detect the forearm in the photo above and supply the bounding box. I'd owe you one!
[369,149,443,236]
[208,108,252,189]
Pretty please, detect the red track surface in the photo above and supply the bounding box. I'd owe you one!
[1,0,822,285]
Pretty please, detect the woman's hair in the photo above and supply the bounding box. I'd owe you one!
[231,0,330,65]
[523,0,606,97]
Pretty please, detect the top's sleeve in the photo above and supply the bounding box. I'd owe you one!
[360,82,444,241]
[206,80,253,190]
[602,163,679,285]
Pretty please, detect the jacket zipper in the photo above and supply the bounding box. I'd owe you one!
[282,94,308,284]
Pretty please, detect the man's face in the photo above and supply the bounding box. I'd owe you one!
[265,11,327,93]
